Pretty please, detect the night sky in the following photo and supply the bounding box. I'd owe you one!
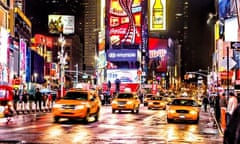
[186,0,216,72]
[26,0,216,73]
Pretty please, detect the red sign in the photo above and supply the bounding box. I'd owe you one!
[152,84,157,94]
[148,38,168,72]
[220,71,234,79]
[102,83,140,94]
[108,0,142,46]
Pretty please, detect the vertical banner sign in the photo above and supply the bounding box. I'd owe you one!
[20,39,26,82]
[149,0,166,31]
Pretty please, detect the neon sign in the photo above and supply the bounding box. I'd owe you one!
[108,0,142,46]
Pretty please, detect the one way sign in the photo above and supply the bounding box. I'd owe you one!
[231,42,240,49]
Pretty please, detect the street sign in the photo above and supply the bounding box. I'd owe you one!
[231,41,240,49]
[220,57,237,70]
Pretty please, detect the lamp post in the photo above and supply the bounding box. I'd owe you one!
[58,34,66,98]
[34,73,38,83]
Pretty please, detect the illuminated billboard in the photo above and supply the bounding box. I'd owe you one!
[48,15,75,34]
[219,0,239,20]
[149,0,167,31]
[108,0,142,46]
[148,37,168,72]
[107,69,139,83]
[19,39,26,76]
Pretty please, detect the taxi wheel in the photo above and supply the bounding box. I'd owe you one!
[194,116,199,124]
[167,118,173,123]
[148,107,151,110]
[136,108,139,114]
[94,108,100,121]
[112,109,115,113]
[84,110,90,123]
[54,117,60,123]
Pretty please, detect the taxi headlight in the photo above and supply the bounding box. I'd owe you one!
[148,102,152,105]
[75,105,85,110]
[127,101,133,104]
[168,109,176,114]
[190,110,197,115]
[111,100,118,105]
[7,101,12,106]
[53,103,62,108]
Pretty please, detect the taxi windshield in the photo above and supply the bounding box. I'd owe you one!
[117,93,133,99]
[63,92,88,100]
[151,97,163,100]
[171,99,197,106]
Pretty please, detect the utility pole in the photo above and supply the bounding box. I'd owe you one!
[75,64,78,86]
[58,34,66,98]
[227,46,229,101]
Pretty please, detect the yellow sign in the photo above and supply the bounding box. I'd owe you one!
[149,0,167,31]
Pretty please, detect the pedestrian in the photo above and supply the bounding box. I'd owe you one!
[214,93,221,122]
[202,95,209,112]
[220,93,227,107]
[22,90,29,113]
[226,92,238,126]
[13,88,19,113]
[28,93,35,112]
[224,104,240,144]
[35,88,42,112]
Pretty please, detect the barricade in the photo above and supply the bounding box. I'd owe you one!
[220,107,226,132]
[14,100,53,114]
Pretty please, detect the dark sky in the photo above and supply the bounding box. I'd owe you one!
[186,0,216,72]
[26,0,216,73]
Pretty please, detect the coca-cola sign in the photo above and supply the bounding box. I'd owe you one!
[108,0,142,46]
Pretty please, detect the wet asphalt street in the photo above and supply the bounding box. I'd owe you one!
[0,105,223,144]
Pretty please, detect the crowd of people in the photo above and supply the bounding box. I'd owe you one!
[12,87,57,114]
[202,91,240,144]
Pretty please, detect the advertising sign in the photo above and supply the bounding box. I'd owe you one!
[19,39,26,78]
[149,0,167,31]
[108,0,142,46]
[107,49,138,61]
[219,0,239,20]
[148,38,168,72]
[107,69,139,83]
[48,15,75,34]
[0,27,8,65]
[224,16,239,41]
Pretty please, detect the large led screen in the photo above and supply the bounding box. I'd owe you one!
[107,69,139,83]
[48,15,75,34]
[148,38,168,72]
[219,0,239,20]
[224,17,239,41]
[108,0,142,46]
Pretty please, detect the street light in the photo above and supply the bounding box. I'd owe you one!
[58,34,66,98]
[34,73,38,83]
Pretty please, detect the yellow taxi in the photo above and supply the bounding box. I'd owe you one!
[52,88,101,123]
[147,96,168,110]
[143,94,155,106]
[111,91,141,114]
[166,98,201,123]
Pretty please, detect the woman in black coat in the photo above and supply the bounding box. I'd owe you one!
[224,104,240,144]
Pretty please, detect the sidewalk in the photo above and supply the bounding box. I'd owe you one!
[199,108,224,137]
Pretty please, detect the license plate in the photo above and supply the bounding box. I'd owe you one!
[179,115,185,118]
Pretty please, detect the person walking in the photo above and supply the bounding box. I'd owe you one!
[35,88,42,112]
[226,92,238,126]
[214,93,221,122]
[224,104,240,144]
[202,95,209,112]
